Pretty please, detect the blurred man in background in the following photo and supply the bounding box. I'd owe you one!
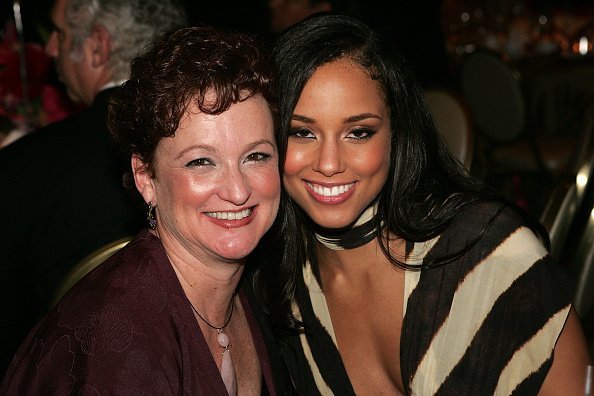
[0,0,187,375]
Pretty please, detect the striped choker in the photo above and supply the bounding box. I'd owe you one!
[313,204,380,250]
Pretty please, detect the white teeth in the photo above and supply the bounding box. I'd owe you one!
[206,208,252,220]
[307,182,354,197]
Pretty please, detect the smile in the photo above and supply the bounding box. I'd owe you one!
[205,208,252,220]
[306,182,355,197]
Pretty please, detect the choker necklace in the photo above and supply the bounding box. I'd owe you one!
[314,203,380,250]
[189,297,237,395]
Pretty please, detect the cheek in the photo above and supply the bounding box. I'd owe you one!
[161,174,215,207]
[187,177,218,194]
[355,152,389,176]
[283,145,306,177]
[252,167,281,199]
[282,152,302,200]
[353,140,391,177]
[58,40,71,59]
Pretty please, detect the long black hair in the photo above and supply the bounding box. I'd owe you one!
[252,13,541,328]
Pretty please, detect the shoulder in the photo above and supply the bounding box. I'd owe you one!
[441,200,544,253]
[0,89,116,163]
[0,106,107,170]
[2,231,188,393]
[421,199,573,298]
[415,199,566,286]
[452,200,529,232]
[404,201,575,394]
[56,230,176,323]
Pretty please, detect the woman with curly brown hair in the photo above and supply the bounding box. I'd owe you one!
[1,26,293,395]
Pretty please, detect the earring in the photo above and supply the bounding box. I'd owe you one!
[147,201,157,230]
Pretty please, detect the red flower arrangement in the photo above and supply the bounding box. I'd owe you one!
[0,20,76,135]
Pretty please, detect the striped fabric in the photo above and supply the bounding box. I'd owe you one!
[279,202,574,395]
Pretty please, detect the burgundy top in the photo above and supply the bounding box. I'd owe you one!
[1,229,279,395]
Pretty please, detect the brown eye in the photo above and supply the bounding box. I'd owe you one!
[346,128,375,141]
[186,158,213,167]
[289,128,315,140]
[245,152,271,162]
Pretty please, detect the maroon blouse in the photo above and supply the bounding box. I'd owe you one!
[1,229,279,395]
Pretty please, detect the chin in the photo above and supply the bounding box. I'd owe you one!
[309,211,359,230]
[216,242,257,262]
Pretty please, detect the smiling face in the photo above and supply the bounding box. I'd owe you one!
[283,58,391,229]
[134,94,280,263]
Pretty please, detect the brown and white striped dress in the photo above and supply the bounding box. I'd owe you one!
[279,202,574,395]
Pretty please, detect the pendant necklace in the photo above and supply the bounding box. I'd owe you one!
[189,296,237,395]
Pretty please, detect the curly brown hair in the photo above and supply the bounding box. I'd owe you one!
[108,26,277,196]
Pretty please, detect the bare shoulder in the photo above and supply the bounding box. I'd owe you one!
[539,308,592,395]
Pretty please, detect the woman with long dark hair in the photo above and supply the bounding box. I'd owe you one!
[256,13,591,395]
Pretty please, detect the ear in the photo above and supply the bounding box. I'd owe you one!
[88,25,112,68]
[132,154,157,205]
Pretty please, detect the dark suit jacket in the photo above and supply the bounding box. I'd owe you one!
[0,88,143,374]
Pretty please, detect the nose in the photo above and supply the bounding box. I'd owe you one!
[314,139,344,177]
[45,32,58,58]
[219,166,251,206]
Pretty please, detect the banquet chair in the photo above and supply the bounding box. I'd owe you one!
[570,104,594,204]
[424,89,474,171]
[51,236,133,306]
[539,105,594,261]
[570,201,594,319]
[543,106,594,320]
[540,177,578,261]
[459,49,577,179]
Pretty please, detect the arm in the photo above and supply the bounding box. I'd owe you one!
[539,308,592,395]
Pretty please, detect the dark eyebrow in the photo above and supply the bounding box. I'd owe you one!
[344,113,381,123]
[291,114,314,123]
[291,112,381,125]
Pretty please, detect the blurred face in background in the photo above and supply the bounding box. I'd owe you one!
[45,0,93,103]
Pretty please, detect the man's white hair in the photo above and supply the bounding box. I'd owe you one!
[65,0,187,81]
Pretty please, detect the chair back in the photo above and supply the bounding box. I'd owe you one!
[459,50,526,144]
[564,108,594,318]
[571,105,594,205]
[424,89,474,170]
[51,236,133,306]
[571,205,594,318]
[540,105,594,252]
[540,178,578,261]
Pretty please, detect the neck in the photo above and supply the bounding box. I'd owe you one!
[190,291,236,331]
[187,284,239,325]
[316,236,380,272]
[316,234,406,293]
[157,230,244,323]
[313,202,380,250]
